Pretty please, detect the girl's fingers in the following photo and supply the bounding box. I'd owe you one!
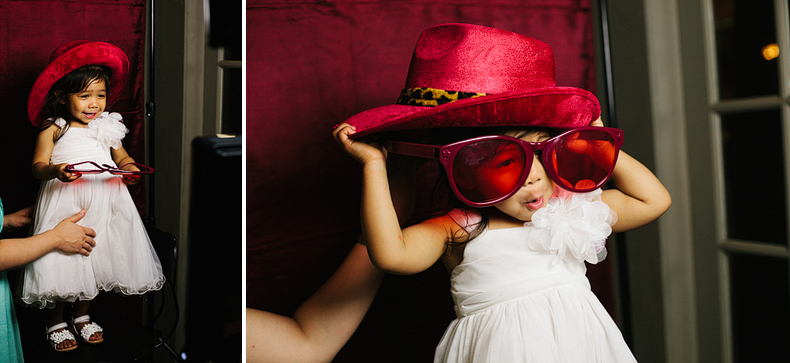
[332,123,356,143]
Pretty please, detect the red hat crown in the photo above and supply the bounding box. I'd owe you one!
[404,24,556,94]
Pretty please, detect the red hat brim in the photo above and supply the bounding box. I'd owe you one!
[27,41,129,127]
[345,86,600,139]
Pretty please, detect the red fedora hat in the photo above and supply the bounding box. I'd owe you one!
[27,41,129,127]
[343,23,600,138]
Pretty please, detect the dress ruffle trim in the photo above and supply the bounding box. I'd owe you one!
[527,188,617,265]
[17,276,165,309]
[86,112,128,150]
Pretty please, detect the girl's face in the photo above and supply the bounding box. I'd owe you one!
[491,129,556,222]
[66,78,106,126]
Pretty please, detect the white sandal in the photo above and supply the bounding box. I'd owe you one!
[47,322,78,352]
[72,314,104,344]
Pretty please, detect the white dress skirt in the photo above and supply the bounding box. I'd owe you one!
[434,189,636,362]
[19,113,164,309]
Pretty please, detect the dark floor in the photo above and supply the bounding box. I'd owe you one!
[16,293,171,363]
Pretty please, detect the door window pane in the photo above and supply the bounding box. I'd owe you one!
[729,253,790,362]
[714,0,779,99]
[721,109,786,245]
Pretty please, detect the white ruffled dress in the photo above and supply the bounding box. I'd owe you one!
[20,113,164,309]
[434,188,636,362]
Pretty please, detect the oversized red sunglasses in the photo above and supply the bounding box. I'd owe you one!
[65,161,155,175]
[384,126,624,207]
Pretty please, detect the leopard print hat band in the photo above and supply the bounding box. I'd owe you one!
[397,87,487,107]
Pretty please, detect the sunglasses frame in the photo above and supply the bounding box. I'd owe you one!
[384,126,624,207]
[65,161,155,175]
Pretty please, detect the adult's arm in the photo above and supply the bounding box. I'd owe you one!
[246,243,384,363]
[0,210,96,271]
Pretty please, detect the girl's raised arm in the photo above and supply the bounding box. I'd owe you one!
[601,149,671,233]
[333,123,449,275]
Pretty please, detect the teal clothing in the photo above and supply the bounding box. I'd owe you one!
[0,199,25,362]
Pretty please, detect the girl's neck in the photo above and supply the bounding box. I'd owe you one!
[69,120,89,128]
[485,208,528,229]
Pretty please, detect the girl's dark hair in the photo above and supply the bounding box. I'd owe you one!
[39,65,112,140]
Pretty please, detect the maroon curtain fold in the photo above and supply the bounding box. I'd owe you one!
[247,1,608,361]
[0,0,147,214]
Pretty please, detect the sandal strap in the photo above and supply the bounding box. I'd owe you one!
[72,314,91,324]
[46,322,69,334]
[48,327,76,345]
[76,322,102,342]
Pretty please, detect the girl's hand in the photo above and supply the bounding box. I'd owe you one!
[121,164,141,185]
[56,163,81,183]
[332,123,387,165]
[3,205,34,231]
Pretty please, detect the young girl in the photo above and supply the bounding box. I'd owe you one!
[19,41,165,352]
[333,24,671,362]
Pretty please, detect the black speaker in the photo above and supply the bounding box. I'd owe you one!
[180,135,241,362]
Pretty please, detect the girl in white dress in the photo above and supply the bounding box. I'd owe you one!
[333,24,671,362]
[20,41,164,352]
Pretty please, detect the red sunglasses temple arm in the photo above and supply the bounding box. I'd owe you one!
[383,140,441,160]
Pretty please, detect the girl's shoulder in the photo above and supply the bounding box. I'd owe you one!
[446,208,482,233]
[411,208,476,241]
[40,120,65,141]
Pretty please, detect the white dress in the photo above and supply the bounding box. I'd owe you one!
[434,188,636,362]
[20,113,164,309]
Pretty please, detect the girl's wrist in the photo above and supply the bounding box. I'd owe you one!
[361,157,387,170]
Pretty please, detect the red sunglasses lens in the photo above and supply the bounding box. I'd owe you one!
[550,129,617,191]
[451,139,528,205]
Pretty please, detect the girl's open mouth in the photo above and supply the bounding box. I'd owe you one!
[526,197,544,210]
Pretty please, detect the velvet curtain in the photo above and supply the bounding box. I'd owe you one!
[0,0,147,215]
[247,1,609,361]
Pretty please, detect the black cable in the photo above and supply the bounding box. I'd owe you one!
[154,279,180,349]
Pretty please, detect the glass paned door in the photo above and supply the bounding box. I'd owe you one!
[711,0,790,361]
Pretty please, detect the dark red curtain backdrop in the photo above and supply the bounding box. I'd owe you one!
[247,1,611,361]
[0,0,147,215]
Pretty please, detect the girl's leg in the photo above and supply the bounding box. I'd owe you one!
[73,300,102,342]
[47,302,76,350]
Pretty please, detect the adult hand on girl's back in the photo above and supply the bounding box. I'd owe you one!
[56,163,81,183]
[51,210,97,256]
[3,205,34,231]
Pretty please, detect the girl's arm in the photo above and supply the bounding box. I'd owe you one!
[111,146,141,185]
[595,118,671,232]
[246,243,384,363]
[0,210,96,271]
[333,123,448,275]
[110,145,136,168]
[32,125,79,182]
